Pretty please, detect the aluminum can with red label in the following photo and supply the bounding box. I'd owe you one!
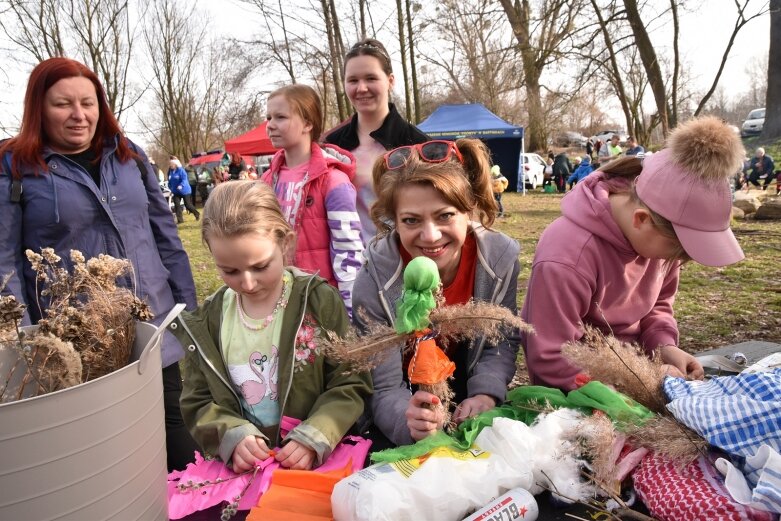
[462,487,538,521]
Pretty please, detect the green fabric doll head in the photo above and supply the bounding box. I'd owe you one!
[395,256,440,334]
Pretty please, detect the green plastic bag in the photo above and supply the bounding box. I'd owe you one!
[543,184,556,193]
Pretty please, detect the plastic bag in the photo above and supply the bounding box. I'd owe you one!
[333,411,592,521]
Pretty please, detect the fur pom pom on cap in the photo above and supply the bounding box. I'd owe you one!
[636,116,744,267]
[667,115,745,181]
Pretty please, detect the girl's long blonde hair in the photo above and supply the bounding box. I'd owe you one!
[201,181,292,248]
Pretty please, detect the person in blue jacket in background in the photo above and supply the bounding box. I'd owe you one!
[567,155,595,189]
[168,157,200,223]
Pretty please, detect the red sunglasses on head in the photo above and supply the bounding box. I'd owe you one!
[383,140,463,170]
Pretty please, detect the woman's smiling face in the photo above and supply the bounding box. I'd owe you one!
[394,184,469,286]
[344,55,394,116]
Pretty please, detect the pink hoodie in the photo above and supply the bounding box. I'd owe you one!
[521,171,679,390]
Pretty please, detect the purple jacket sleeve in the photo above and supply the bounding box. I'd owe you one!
[324,175,364,316]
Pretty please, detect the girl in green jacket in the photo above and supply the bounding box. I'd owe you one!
[174,181,370,472]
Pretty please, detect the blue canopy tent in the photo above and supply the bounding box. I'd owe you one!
[417,103,525,192]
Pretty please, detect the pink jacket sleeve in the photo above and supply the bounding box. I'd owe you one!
[521,261,594,391]
[638,265,680,353]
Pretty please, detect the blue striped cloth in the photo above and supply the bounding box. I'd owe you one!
[664,370,781,513]
[716,445,781,513]
[663,369,781,459]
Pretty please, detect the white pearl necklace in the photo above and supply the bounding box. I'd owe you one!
[235,278,288,331]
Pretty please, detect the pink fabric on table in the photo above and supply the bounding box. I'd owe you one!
[633,452,777,521]
[167,417,372,519]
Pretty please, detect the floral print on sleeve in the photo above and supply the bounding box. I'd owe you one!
[293,314,323,372]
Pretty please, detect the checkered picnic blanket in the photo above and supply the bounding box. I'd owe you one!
[662,369,781,459]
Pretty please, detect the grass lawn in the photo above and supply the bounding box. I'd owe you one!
[177,190,781,357]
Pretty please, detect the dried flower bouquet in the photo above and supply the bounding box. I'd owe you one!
[0,248,153,403]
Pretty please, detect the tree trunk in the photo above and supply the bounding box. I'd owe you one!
[524,68,546,153]
[499,0,545,151]
[321,0,348,120]
[327,0,349,118]
[359,0,367,39]
[405,0,420,122]
[622,0,671,133]
[499,0,584,151]
[278,0,297,83]
[762,0,781,139]
[396,0,412,121]
[669,0,680,126]
[590,0,635,142]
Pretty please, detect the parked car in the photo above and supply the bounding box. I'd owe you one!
[554,131,588,148]
[591,130,628,145]
[520,153,547,189]
[741,108,765,137]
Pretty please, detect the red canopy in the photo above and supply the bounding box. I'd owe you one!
[224,121,277,156]
[189,152,225,166]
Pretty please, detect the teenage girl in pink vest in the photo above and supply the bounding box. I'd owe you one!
[260,84,364,314]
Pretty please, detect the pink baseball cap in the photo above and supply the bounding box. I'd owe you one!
[636,148,743,267]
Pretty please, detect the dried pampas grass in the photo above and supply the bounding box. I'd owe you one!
[564,326,709,466]
[324,302,532,372]
[321,313,406,372]
[419,380,455,431]
[428,300,533,342]
[626,415,707,466]
[570,413,619,493]
[562,326,666,413]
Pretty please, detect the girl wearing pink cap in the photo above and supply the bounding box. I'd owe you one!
[522,116,745,390]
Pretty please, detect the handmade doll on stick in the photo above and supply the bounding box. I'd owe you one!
[326,256,531,432]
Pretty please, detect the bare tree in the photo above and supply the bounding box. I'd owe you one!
[237,0,352,120]
[692,0,769,117]
[405,0,421,122]
[585,0,667,143]
[586,0,767,139]
[141,0,263,159]
[621,0,672,133]
[0,0,66,62]
[498,0,587,152]
[395,0,413,120]
[0,0,139,120]
[761,0,780,139]
[422,0,523,122]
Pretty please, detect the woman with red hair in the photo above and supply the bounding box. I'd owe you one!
[0,57,199,471]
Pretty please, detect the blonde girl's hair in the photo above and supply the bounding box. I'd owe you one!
[268,84,323,142]
[599,156,691,264]
[370,138,498,235]
[201,181,292,248]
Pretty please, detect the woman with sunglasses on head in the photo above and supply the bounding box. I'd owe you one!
[323,38,429,245]
[352,139,522,447]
